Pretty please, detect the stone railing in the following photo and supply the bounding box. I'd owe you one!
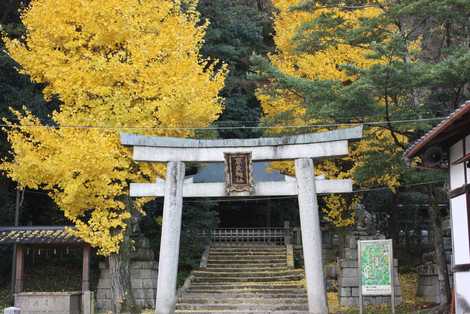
[210,227,287,245]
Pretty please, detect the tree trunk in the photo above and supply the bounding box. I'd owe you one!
[109,199,140,314]
[427,186,451,309]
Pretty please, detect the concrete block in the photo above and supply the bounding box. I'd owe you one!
[142,279,154,289]
[97,278,111,289]
[340,296,356,306]
[4,307,21,314]
[339,260,357,268]
[131,279,143,289]
[132,289,144,300]
[95,299,111,311]
[340,287,351,297]
[363,296,374,306]
[340,276,358,287]
[15,292,80,314]
[342,267,358,278]
[344,248,357,260]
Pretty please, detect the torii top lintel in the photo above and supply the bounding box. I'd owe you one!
[120,126,363,162]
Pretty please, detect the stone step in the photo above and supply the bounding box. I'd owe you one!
[176,304,309,311]
[209,253,286,259]
[192,269,304,278]
[191,274,304,283]
[207,259,286,265]
[208,254,286,260]
[174,311,310,314]
[209,250,286,255]
[205,264,288,270]
[176,243,308,314]
[211,241,284,248]
[209,245,286,252]
[186,289,307,295]
[209,251,286,255]
[207,259,287,265]
[204,267,290,272]
[199,266,290,272]
[179,289,307,303]
[210,247,286,252]
[190,281,304,288]
[178,297,308,305]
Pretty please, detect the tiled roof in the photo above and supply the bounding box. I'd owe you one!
[0,226,83,244]
[404,101,470,160]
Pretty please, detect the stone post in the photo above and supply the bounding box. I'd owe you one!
[14,245,24,293]
[82,245,91,292]
[284,221,291,245]
[295,158,328,314]
[155,161,185,314]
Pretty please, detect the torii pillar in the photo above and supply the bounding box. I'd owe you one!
[155,161,185,314]
[296,158,328,313]
[121,126,363,314]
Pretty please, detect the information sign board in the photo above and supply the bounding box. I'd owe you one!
[358,239,393,296]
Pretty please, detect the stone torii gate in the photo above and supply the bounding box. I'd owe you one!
[121,126,363,314]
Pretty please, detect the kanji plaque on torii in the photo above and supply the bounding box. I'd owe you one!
[224,152,253,194]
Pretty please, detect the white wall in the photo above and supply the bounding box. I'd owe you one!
[451,194,470,265]
[455,272,470,314]
[450,140,466,190]
[466,135,470,183]
[448,137,470,314]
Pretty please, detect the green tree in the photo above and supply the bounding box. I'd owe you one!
[198,0,274,138]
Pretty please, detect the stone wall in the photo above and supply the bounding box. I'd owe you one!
[416,220,453,303]
[337,232,402,307]
[15,292,81,314]
[95,237,158,311]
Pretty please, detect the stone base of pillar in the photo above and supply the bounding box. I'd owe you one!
[4,307,21,314]
[81,291,94,314]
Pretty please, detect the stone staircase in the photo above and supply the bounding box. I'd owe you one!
[175,244,309,314]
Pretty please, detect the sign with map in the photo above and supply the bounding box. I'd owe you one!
[358,239,393,296]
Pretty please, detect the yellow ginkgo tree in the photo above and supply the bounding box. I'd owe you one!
[1,0,226,312]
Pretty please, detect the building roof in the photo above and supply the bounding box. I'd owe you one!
[0,226,83,245]
[404,101,470,160]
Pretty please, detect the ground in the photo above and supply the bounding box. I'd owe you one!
[328,273,435,314]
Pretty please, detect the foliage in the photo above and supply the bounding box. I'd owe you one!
[255,0,387,226]
[1,0,226,255]
[198,0,274,138]
[253,0,470,227]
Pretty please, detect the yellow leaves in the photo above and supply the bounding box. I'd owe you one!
[350,127,408,193]
[322,194,358,227]
[3,0,226,255]
[268,0,382,82]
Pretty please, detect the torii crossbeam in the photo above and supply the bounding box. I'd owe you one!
[121,126,363,314]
